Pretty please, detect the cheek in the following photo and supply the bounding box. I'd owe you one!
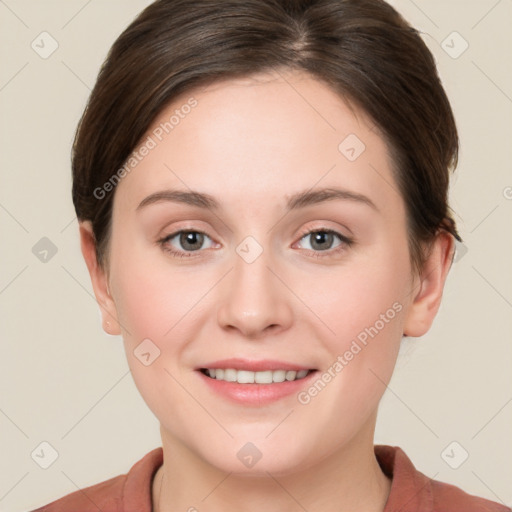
[303,244,410,352]
[110,257,203,421]
[296,242,410,413]
[290,277,407,458]
[111,249,196,342]
[109,249,214,384]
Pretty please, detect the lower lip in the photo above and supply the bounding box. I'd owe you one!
[197,370,318,405]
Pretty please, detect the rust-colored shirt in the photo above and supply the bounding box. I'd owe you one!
[30,445,509,511]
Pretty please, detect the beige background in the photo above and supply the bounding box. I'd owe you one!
[0,1,511,510]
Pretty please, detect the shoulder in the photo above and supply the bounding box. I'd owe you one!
[29,447,163,512]
[430,478,510,512]
[375,445,510,512]
[28,474,125,512]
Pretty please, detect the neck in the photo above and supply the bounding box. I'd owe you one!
[152,417,391,512]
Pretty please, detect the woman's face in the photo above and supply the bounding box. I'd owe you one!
[88,69,446,474]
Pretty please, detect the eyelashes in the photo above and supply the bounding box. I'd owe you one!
[295,228,353,257]
[158,228,354,260]
[159,230,214,258]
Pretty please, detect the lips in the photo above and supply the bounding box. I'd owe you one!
[195,358,317,404]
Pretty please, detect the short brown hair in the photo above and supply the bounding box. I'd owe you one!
[71,0,462,275]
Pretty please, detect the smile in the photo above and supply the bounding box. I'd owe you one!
[196,359,319,404]
[200,368,312,384]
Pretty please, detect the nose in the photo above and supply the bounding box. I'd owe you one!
[216,246,294,339]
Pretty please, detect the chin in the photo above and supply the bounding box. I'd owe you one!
[192,431,319,477]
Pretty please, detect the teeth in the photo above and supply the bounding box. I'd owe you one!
[237,370,254,384]
[272,370,286,383]
[205,368,311,384]
[224,368,237,382]
[254,370,272,384]
[285,370,296,381]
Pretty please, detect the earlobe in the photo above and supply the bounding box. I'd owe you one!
[79,221,121,336]
[403,231,455,338]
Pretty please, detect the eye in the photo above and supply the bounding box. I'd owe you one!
[159,230,216,258]
[158,228,353,259]
[296,229,353,257]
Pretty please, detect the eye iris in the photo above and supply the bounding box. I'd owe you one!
[180,231,204,251]
[311,231,333,251]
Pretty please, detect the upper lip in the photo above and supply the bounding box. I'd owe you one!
[197,358,315,372]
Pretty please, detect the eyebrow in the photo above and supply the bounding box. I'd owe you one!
[136,186,379,212]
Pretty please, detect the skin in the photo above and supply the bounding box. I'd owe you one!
[80,68,454,511]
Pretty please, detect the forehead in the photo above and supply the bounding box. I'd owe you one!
[113,69,400,216]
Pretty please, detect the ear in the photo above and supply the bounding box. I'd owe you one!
[403,231,456,337]
[79,221,121,335]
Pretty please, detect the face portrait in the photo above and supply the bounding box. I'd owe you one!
[80,69,452,482]
[3,1,510,511]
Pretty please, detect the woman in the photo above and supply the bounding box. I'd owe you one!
[31,0,508,510]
